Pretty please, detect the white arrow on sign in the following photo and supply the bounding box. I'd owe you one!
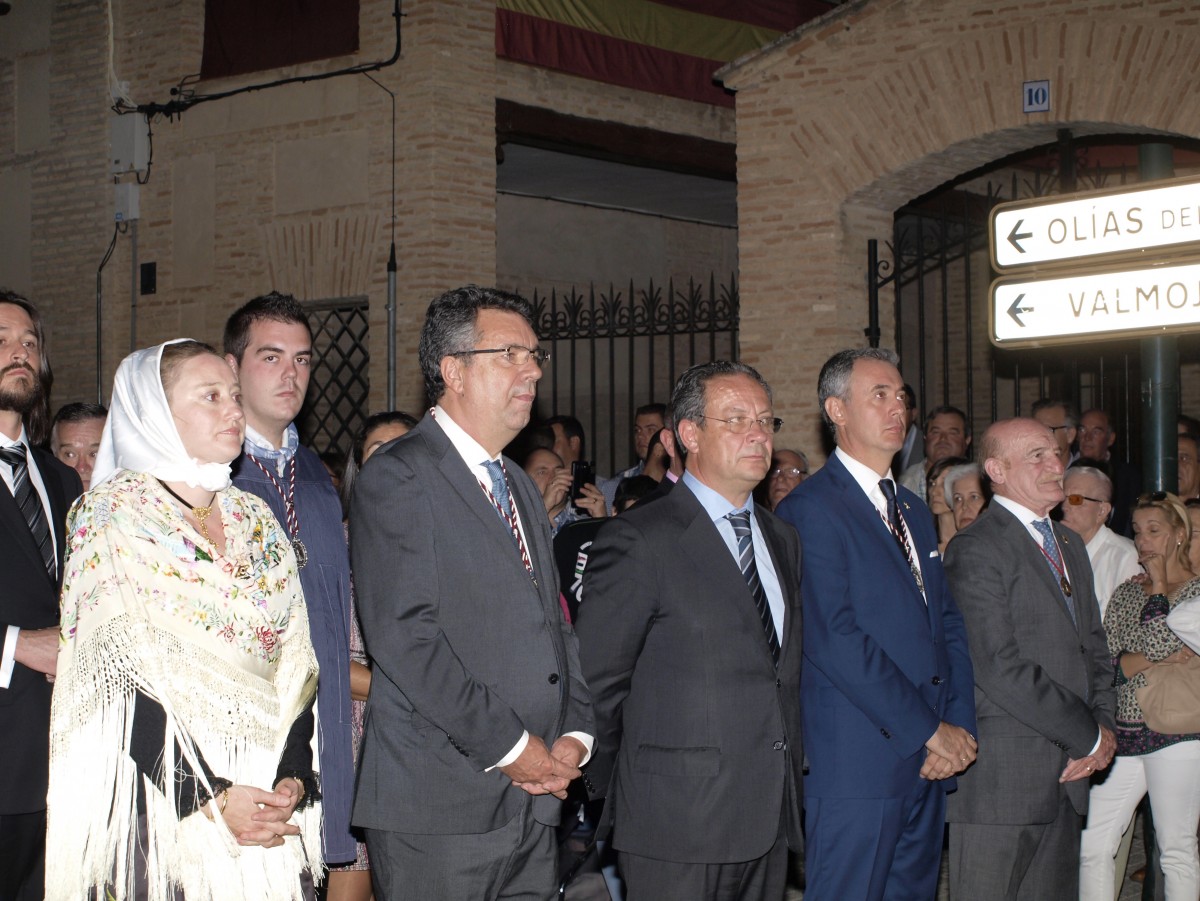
[991,260,1200,347]
[991,175,1200,271]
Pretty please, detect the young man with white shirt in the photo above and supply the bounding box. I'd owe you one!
[223,293,358,873]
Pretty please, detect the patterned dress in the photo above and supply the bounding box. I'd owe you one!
[46,470,322,901]
[1104,576,1200,756]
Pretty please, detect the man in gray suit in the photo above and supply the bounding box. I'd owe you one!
[349,285,593,900]
[576,361,804,901]
[944,417,1117,900]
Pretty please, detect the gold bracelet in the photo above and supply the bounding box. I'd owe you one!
[217,789,229,815]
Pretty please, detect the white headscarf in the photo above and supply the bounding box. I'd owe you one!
[91,339,234,492]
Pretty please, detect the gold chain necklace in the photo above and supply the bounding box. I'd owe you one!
[158,480,218,541]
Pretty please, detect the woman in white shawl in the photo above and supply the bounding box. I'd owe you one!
[45,340,322,900]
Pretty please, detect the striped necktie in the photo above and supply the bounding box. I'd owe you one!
[727,510,781,665]
[1032,518,1076,626]
[0,444,55,580]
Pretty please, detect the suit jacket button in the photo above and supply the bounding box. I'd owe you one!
[880,728,891,739]
[548,673,560,684]
[773,740,786,751]
[931,676,943,685]
[776,679,782,689]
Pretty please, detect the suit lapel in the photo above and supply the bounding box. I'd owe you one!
[0,450,60,590]
[674,485,780,670]
[826,455,928,614]
[991,504,1079,631]
[755,506,800,665]
[31,448,73,570]
[506,460,557,592]
[421,418,524,547]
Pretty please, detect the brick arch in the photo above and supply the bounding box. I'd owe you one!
[722,0,1200,456]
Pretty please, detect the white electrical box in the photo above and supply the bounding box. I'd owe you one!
[114,183,140,222]
[110,114,149,175]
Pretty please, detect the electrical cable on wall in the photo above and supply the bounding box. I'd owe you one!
[123,0,402,120]
[95,222,126,403]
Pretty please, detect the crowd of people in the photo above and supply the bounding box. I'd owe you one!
[3,281,1200,901]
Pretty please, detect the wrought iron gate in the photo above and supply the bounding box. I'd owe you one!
[529,275,739,477]
[298,296,369,457]
[868,141,1181,467]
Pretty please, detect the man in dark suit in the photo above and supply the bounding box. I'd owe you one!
[349,286,592,900]
[775,347,976,901]
[576,360,803,901]
[0,291,82,901]
[943,417,1116,900]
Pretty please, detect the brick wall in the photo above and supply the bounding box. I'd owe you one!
[0,0,738,425]
[722,0,1200,462]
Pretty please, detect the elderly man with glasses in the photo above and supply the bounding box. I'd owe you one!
[763,448,809,511]
[1059,465,1141,618]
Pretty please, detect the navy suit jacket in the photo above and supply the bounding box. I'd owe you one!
[775,451,975,800]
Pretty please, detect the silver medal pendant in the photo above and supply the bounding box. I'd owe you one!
[292,537,308,569]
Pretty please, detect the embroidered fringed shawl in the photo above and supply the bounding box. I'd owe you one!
[46,471,322,900]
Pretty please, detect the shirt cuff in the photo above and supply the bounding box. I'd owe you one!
[487,730,530,772]
[0,625,20,689]
[562,731,594,767]
[1088,728,1102,758]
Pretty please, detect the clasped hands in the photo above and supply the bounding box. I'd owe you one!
[207,777,304,848]
[501,735,587,800]
[1060,724,1116,783]
[921,721,978,780]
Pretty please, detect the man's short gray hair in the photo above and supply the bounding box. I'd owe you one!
[817,347,900,432]
[1065,465,1113,503]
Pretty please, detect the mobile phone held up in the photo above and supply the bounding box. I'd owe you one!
[571,460,596,514]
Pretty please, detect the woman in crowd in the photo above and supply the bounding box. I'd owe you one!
[45,340,321,900]
[1079,492,1200,899]
[1185,498,1200,574]
[925,455,968,554]
[330,409,417,901]
[944,461,988,532]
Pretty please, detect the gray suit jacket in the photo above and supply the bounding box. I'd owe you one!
[576,480,804,864]
[943,502,1116,825]
[348,414,592,834]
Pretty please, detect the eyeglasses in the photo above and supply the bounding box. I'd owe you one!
[769,466,807,479]
[1140,491,1171,503]
[1046,425,1072,433]
[698,415,783,434]
[451,345,550,367]
[1065,494,1105,506]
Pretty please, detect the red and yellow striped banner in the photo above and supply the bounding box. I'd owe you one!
[496,0,827,107]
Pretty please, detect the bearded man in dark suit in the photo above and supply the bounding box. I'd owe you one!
[0,291,82,901]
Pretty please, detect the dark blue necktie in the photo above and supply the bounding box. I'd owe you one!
[727,510,781,665]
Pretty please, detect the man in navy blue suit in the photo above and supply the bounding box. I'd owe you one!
[775,347,977,901]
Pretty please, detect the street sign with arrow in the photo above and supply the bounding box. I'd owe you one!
[991,259,1200,348]
[990,174,1200,272]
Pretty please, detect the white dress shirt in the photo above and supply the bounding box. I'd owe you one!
[432,406,593,770]
[680,471,785,640]
[1085,525,1142,619]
